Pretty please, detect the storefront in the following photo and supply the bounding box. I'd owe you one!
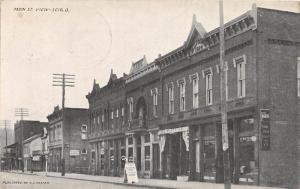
[191,116,258,184]
[159,126,190,180]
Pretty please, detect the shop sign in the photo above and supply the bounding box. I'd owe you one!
[260,109,270,150]
[239,136,255,143]
[70,150,80,156]
[158,126,189,135]
[124,162,138,183]
[32,156,40,161]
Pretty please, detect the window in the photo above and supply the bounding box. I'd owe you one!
[101,113,104,123]
[168,84,174,114]
[190,73,199,109]
[205,71,213,105]
[81,125,87,140]
[151,88,158,117]
[177,78,186,112]
[97,115,100,125]
[298,57,300,97]
[116,108,119,118]
[121,107,124,117]
[145,146,150,171]
[234,55,246,98]
[128,98,133,121]
[81,148,87,154]
[111,111,114,119]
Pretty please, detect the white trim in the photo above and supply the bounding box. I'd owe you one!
[233,54,246,68]
[166,82,174,91]
[189,73,199,83]
[176,77,186,87]
[202,67,213,78]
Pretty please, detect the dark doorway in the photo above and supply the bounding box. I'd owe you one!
[152,143,160,178]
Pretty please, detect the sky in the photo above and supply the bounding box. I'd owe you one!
[0,0,299,133]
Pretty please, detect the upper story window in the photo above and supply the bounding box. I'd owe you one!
[56,125,62,141]
[111,111,114,119]
[151,88,158,117]
[81,124,87,140]
[234,55,246,98]
[203,68,213,105]
[190,73,199,109]
[167,83,174,114]
[116,108,119,118]
[297,57,300,97]
[177,78,186,112]
[121,107,124,117]
[128,97,134,121]
[97,115,100,125]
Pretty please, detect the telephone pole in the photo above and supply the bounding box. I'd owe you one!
[219,0,231,189]
[52,73,75,176]
[15,108,29,173]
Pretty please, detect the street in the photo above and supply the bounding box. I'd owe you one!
[0,172,150,189]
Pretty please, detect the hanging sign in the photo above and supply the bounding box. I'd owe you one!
[124,162,138,184]
[260,109,270,151]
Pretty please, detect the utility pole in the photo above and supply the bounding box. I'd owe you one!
[15,108,29,173]
[52,73,75,176]
[0,120,10,170]
[219,0,231,189]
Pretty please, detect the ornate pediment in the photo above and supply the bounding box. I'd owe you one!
[184,14,207,50]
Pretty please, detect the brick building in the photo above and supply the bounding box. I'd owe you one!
[86,70,127,176]
[86,7,300,189]
[14,120,47,171]
[47,106,89,174]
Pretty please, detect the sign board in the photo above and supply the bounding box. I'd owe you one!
[70,150,80,156]
[260,109,270,151]
[32,155,40,161]
[124,162,138,183]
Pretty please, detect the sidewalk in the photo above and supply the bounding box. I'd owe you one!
[8,170,284,189]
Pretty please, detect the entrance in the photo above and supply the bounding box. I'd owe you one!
[152,144,160,178]
[163,133,189,180]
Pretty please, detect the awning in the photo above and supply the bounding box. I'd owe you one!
[4,142,18,149]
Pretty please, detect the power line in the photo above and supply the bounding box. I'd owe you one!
[15,108,29,173]
[51,73,76,176]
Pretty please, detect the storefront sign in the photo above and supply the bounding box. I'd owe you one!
[70,150,80,156]
[124,162,138,183]
[260,109,270,150]
[158,126,189,135]
[32,155,40,161]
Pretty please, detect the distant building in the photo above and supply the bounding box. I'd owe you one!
[47,106,89,174]
[23,134,43,172]
[14,120,48,171]
[86,7,299,189]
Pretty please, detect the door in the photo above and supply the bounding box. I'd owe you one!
[152,144,160,178]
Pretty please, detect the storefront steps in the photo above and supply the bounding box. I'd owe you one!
[6,170,284,189]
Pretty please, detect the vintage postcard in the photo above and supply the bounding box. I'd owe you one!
[0,0,299,189]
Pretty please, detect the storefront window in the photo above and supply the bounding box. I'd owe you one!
[239,118,257,184]
[110,149,114,169]
[203,125,216,181]
[145,146,150,171]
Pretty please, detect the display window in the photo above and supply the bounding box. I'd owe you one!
[203,125,216,181]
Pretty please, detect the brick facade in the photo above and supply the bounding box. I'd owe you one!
[86,7,300,189]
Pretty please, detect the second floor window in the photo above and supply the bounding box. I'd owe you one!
[168,85,174,114]
[116,108,119,118]
[81,125,87,140]
[128,98,133,121]
[237,60,246,98]
[151,88,158,117]
[191,74,199,109]
[205,72,213,105]
[179,82,185,111]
